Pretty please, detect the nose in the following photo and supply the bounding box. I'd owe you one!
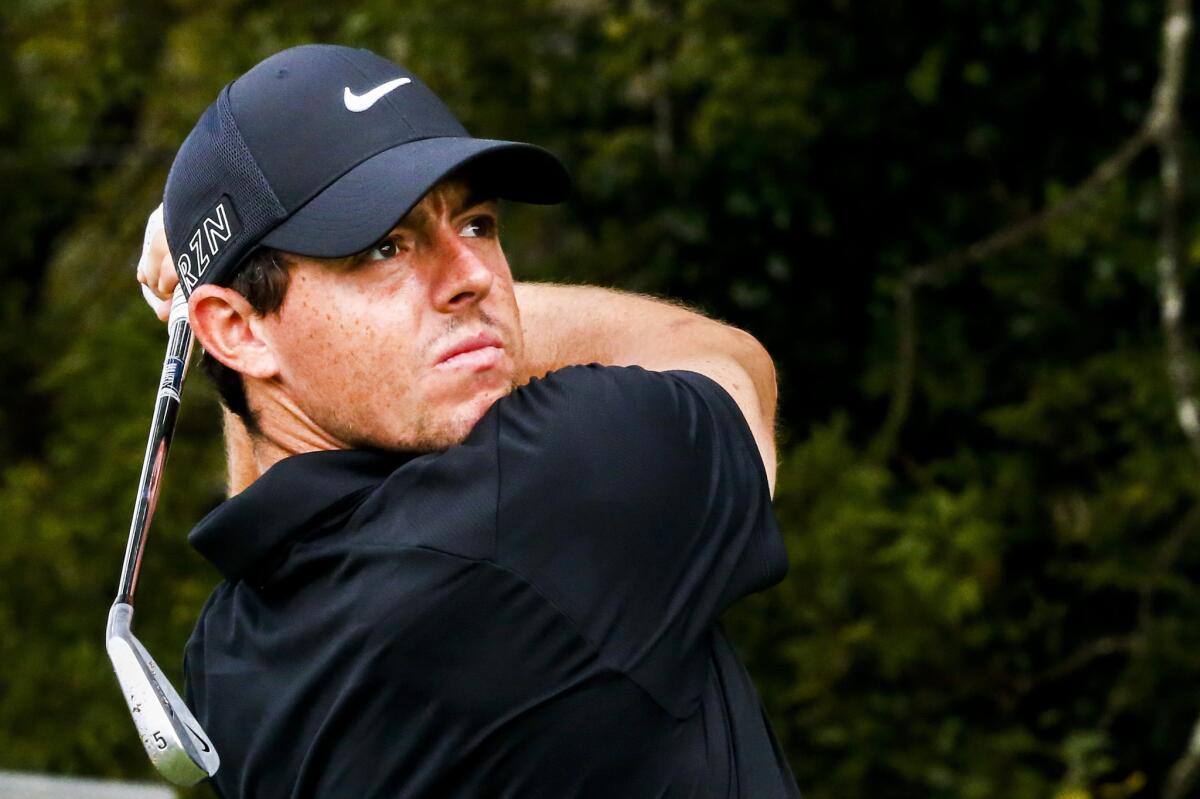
[430,229,494,312]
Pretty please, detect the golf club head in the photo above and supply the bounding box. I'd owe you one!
[106,603,220,786]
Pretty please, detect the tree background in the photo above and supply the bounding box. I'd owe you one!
[3,0,1200,797]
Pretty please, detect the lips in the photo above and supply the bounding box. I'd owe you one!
[434,332,505,370]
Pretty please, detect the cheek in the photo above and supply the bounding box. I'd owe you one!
[273,287,420,414]
[277,303,359,379]
[484,269,523,348]
[276,319,429,446]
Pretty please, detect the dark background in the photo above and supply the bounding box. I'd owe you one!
[3,0,1199,796]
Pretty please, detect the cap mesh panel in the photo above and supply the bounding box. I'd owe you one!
[163,87,287,294]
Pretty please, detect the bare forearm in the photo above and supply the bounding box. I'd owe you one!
[517,282,755,378]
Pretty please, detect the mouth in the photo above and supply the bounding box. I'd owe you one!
[434,332,505,372]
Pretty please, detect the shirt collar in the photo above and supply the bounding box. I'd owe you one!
[189,448,410,581]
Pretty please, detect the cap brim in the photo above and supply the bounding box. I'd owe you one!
[260,137,570,257]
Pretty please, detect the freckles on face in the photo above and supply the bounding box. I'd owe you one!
[268,266,420,446]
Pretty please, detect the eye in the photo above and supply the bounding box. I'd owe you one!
[366,236,404,262]
[460,215,496,239]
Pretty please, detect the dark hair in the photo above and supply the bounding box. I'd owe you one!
[199,247,292,434]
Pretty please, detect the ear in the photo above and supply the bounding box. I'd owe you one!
[189,285,280,380]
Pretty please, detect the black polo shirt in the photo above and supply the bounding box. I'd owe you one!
[184,365,799,798]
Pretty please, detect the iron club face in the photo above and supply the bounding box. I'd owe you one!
[106,603,219,785]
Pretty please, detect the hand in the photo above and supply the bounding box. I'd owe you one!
[135,204,180,322]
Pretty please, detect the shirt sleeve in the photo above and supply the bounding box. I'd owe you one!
[495,364,787,718]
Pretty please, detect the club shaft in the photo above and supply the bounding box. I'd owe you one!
[116,289,193,606]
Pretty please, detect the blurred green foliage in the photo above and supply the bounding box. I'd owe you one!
[3,0,1200,797]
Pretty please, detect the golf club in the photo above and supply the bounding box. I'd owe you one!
[106,285,219,786]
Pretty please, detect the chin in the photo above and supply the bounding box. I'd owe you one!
[399,382,515,453]
[454,383,512,433]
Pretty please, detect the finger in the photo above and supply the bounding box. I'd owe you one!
[147,230,173,277]
[154,252,178,298]
[142,283,171,320]
[141,282,169,318]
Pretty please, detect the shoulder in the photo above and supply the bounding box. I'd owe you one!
[494,363,768,546]
[498,363,759,470]
[500,362,744,434]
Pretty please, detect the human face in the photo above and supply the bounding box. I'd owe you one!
[257,179,524,452]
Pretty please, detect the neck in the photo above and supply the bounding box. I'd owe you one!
[224,386,347,495]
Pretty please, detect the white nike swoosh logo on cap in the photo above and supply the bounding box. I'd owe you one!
[343,77,412,112]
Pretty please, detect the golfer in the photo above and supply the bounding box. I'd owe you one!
[140,44,798,798]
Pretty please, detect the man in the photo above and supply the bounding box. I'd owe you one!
[141,43,798,797]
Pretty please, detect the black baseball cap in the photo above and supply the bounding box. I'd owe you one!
[163,44,570,296]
